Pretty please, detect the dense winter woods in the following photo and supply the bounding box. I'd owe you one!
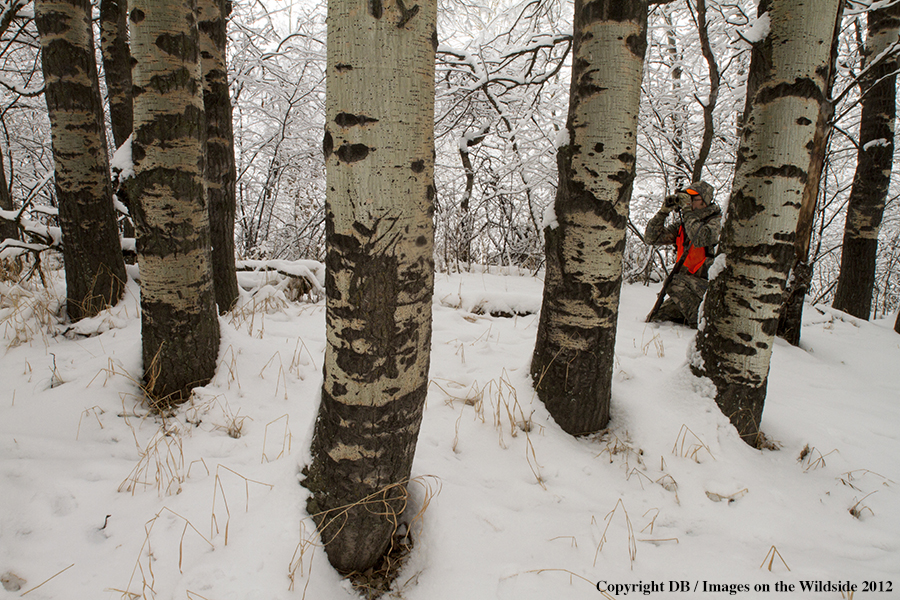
[1,0,899,580]
[2,0,898,315]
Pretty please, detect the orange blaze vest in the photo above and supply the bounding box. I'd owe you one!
[676,225,707,275]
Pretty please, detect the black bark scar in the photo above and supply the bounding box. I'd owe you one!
[396,0,419,27]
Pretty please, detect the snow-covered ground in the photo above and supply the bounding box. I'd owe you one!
[1,269,898,599]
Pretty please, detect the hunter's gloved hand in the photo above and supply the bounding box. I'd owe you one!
[662,195,679,212]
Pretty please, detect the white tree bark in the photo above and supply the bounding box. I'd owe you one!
[34,0,127,320]
[531,0,648,435]
[692,0,842,445]
[304,0,436,573]
[129,0,220,407]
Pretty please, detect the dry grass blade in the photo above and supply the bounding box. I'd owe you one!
[288,521,319,596]
[525,569,608,597]
[76,405,105,440]
[849,491,877,519]
[210,464,274,544]
[261,414,292,463]
[548,535,578,548]
[289,336,318,376]
[759,545,790,572]
[19,563,74,596]
[626,467,654,489]
[592,499,637,569]
[259,352,290,399]
[839,468,895,490]
[215,344,241,389]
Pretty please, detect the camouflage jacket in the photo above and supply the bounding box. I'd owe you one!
[645,203,722,249]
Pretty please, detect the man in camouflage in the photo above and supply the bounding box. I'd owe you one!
[645,180,722,328]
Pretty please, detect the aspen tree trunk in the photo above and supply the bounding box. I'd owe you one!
[129,0,220,407]
[99,0,132,150]
[34,0,127,321]
[100,0,135,244]
[198,0,239,312]
[530,0,648,436]
[778,6,843,346]
[832,4,900,320]
[0,149,16,242]
[458,143,475,265]
[303,0,436,573]
[692,0,841,445]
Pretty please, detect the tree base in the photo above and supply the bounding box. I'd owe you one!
[345,525,414,599]
[690,364,766,448]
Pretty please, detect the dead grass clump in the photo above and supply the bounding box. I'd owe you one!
[799,444,838,471]
[595,431,645,472]
[118,420,187,496]
[211,400,250,439]
[434,372,544,488]
[0,277,61,348]
[228,290,288,337]
[672,424,714,463]
[639,328,665,357]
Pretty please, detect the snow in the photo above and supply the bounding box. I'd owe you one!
[553,128,569,149]
[110,136,134,181]
[741,13,770,45]
[863,138,892,152]
[1,270,899,599]
[708,253,727,281]
[542,202,558,230]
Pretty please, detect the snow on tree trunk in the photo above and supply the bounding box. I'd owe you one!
[34,0,127,321]
[530,0,648,436]
[832,4,900,320]
[303,0,436,573]
[99,0,132,151]
[691,0,841,446]
[198,0,240,313]
[129,0,220,408]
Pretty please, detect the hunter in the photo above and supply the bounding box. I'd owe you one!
[645,180,722,328]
